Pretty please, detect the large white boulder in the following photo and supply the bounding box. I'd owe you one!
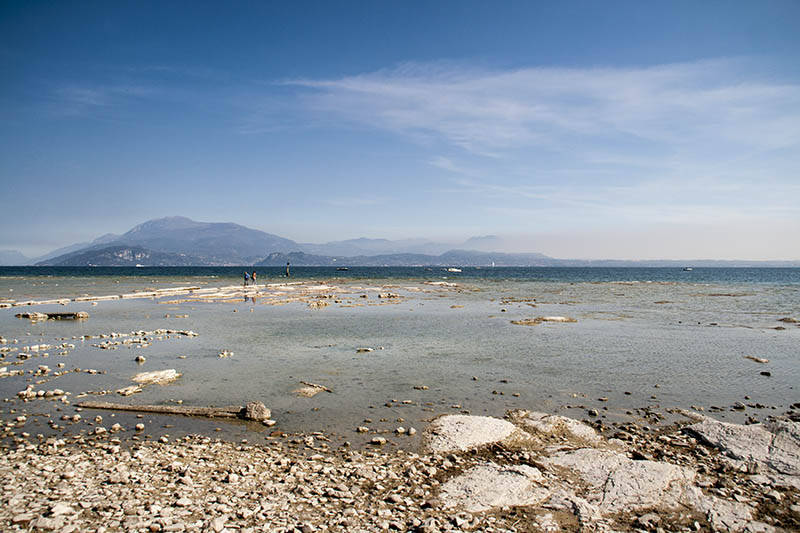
[543,448,697,514]
[686,415,800,477]
[426,415,523,453]
[439,462,550,512]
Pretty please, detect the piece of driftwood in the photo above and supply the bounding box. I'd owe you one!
[15,311,89,321]
[300,381,333,393]
[75,400,270,421]
[293,381,334,398]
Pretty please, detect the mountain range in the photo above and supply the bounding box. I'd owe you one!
[1,216,798,267]
[29,217,551,267]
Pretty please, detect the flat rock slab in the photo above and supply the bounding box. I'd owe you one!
[544,448,697,514]
[439,462,549,512]
[132,369,181,385]
[512,410,603,445]
[686,416,800,477]
[688,493,765,533]
[426,415,522,453]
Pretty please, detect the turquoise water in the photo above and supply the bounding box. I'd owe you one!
[1,268,798,446]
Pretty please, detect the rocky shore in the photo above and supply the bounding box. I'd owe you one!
[2,280,799,531]
[2,408,798,532]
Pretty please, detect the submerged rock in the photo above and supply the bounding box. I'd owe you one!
[242,401,271,422]
[132,369,181,385]
[293,381,332,398]
[511,316,577,326]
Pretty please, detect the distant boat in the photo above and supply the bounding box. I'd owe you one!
[446,267,462,273]
[682,267,693,271]
[336,267,349,271]
[135,264,145,268]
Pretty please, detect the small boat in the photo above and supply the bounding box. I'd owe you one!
[446,267,462,273]
[336,267,349,271]
[682,267,693,271]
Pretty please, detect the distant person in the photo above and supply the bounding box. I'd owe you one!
[243,271,250,286]
[251,271,257,286]
[285,262,290,278]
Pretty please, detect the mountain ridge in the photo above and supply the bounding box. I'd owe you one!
[30,216,800,267]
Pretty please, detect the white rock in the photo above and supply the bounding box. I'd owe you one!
[686,415,800,477]
[426,415,522,452]
[210,515,228,532]
[50,502,74,516]
[439,462,549,512]
[132,369,181,385]
[512,410,603,445]
[175,497,192,507]
[543,448,697,513]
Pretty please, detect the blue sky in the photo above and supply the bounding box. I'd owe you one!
[1,1,799,259]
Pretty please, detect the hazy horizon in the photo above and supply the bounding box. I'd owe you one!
[2,2,799,261]
[1,214,798,263]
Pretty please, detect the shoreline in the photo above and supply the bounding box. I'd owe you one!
[1,275,798,530]
[2,408,798,532]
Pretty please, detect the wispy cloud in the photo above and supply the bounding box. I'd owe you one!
[286,59,800,230]
[287,58,800,159]
[51,84,158,117]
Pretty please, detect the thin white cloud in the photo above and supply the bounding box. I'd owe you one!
[287,58,800,159]
[287,59,800,235]
[50,84,160,116]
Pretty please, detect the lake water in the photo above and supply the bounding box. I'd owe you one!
[1,267,798,447]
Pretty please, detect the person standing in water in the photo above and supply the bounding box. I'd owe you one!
[251,271,257,286]
[243,271,250,286]
[285,262,290,278]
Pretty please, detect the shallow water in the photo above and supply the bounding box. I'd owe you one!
[1,268,799,447]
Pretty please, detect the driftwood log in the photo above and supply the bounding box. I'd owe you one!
[75,401,271,421]
[299,381,333,393]
[16,311,89,321]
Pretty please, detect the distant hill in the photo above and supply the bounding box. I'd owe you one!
[460,235,506,252]
[37,216,299,266]
[0,250,29,265]
[257,249,554,267]
[32,233,120,264]
[298,237,450,256]
[47,246,204,266]
[298,235,523,257]
[28,215,800,267]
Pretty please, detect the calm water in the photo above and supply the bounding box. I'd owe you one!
[1,267,798,446]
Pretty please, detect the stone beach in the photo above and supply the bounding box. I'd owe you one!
[1,408,798,532]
